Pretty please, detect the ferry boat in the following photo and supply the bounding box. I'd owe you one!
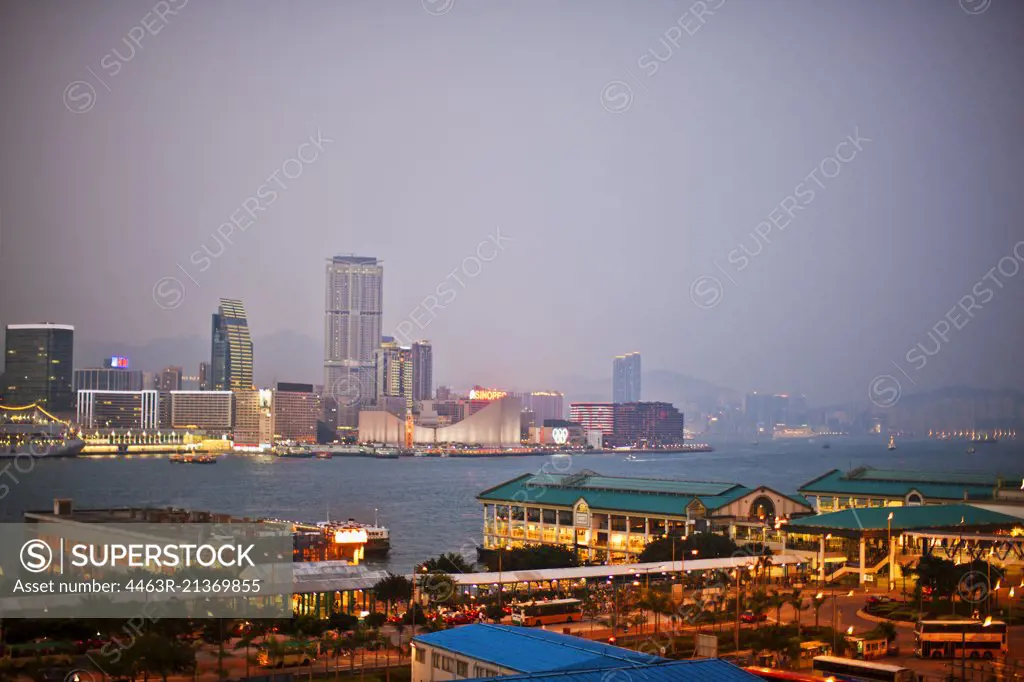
[275,446,315,458]
[887,435,896,450]
[316,451,333,459]
[169,453,217,463]
[316,518,391,557]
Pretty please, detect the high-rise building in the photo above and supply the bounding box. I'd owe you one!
[324,256,383,426]
[169,390,233,431]
[273,382,319,443]
[198,362,210,390]
[411,340,433,402]
[523,391,564,425]
[76,390,159,430]
[374,341,413,407]
[611,401,685,447]
[158,366,183,392]
[211,298,254,391]
[2,324,75,412]
[233,388,274,449]
[612,352,641,403]
[569,402,616,439]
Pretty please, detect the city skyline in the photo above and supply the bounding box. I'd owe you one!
[2,3,1022,408]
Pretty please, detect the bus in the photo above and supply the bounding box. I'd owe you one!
[812,656,914,682]
[914,620,1007,660]
[511,598,583,626]
[745,668,821,682]
[256,640,319,668]
[1,641,76,669]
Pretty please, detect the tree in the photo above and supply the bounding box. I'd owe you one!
[421,571,459,607]
[788,589,806,636]
[372,573,414,615]
[811,592,827,629]
[481,545,580,572]
[747,589,770,629]
[638,533,740,563]
[417,553,474,574]
[769,589,785,624]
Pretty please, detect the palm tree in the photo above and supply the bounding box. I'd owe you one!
[748,589,770,629]
[769,589,785,624]
[811,592,827,629]
[788,590,806,636]
[417,553,473,574]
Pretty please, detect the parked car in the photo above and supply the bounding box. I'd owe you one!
[740,611,767,624]
[865,595,893,606]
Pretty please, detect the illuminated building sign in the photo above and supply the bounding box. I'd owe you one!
[106,356,130,369]
[333,529,368,544]
[469,388,507,401]
[551,427,569,445]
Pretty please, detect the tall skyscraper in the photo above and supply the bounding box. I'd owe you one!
[2,324,75,412]
[411,340,433,401]
[324,256,383,425]
[374,341,413,406]
[612,352,641,403]
[158,366,183,391]
[211,298,254,391]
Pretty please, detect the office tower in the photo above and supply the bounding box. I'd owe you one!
[198,362,210,390]
[411,340,433,402]
[374,342,413,405]
[233,388,274,449]
[170,391,233,431]
[324,256,383,426]
[612,352,641,403]
[272,382,319,443]
[524,391,565,424]
[611,401,685,447]
[76,390,159,429]
[2,324,75,412]
[569,403,616,439]
[211,298,254,391]
[158,366,183,392]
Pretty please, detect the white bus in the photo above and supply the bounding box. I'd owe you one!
[811,656,914,682]
[510,599,583,626]
[914,620,1007,659]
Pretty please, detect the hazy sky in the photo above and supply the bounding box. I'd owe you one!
[1,0,1022,405]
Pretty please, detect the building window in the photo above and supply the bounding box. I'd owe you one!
[441,656,455,672]
[415,648,425,663]
[432,652,440,668]
[457,661,468,677]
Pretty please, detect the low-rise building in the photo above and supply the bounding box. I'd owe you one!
[411,624,663,682]
[478,471,813,563]
[798,466,1024,512]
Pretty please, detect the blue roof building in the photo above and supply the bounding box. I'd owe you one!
[462,659,764,682]
[411,625,666,682]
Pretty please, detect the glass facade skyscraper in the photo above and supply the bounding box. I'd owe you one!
[612,352,641,403]
[2,324,75,412]
[211,298,254,391]
[411,340,433,402]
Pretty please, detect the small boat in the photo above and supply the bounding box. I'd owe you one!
[887,435,896,450]
[966,447,976,454]
[822,443,831,449]
[625,453,638,461]
[316,451,332,459]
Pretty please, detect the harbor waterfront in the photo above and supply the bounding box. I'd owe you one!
[4,437,1022,571]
